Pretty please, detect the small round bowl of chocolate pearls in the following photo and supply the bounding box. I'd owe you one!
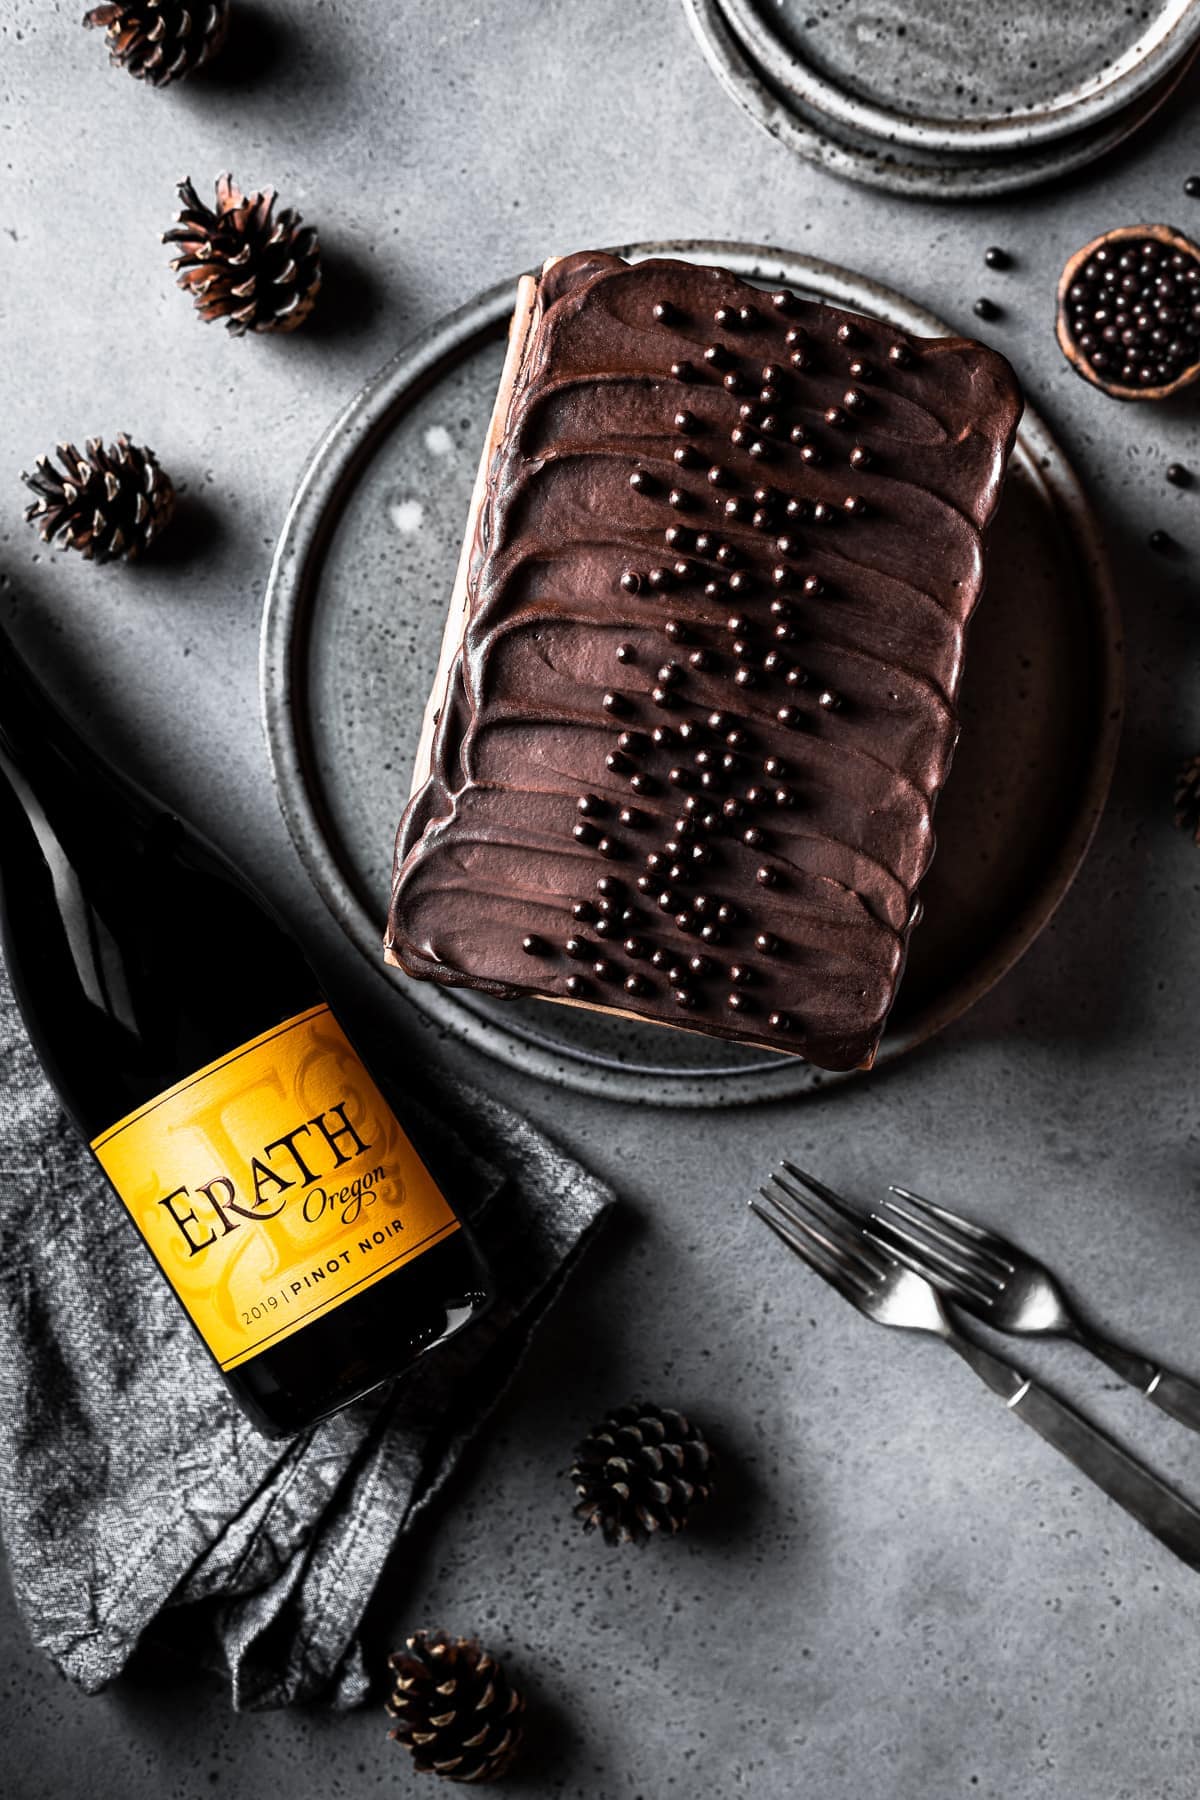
[1056,223,1200,401]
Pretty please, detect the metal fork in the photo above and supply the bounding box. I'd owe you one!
[752,1162,1200,1571]
[866,1185,1200,1431]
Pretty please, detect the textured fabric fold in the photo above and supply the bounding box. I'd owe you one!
[0,960,614,1709]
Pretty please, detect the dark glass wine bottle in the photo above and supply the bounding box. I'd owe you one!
[0,621,491,1436]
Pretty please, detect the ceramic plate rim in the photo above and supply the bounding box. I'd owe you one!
[719,0,1200,155]
[260,241,1124,1108]
[681,0,1198,200]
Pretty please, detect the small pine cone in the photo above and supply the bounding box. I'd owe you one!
[1175,753,1200,844]
[386,1632,524,1784]
[83,1,229,87]
[569,1400,716,1546]
[21,435,175,563]
[164,174,322,336]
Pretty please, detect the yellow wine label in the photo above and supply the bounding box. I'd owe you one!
[91,1004,460,1372]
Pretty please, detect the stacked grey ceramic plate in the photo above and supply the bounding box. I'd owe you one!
[682,0,1200,198]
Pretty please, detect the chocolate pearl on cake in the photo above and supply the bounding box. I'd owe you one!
[647,566,672,590]
[803,574,824,597]
[652,724,676,748]
[716,543,740,565]
[716,902,738,925]
[755,932,778,954]
[699,923,723,945]
[672,986,694,1008]
[768,1010,791,1031]
[727,991,749,1012]
[668,488,691,511]
[730,426,748,449]
[624,973,650,996]
[799,443,822,466]
[595,874,623,898]
[620,570,642,595]
[848,359,875,382]
[522,934,548,955]
[726,727,749,749]
[629,771,656,794]
[670,358,695,381]
[825,405,848,428]
[843,388,867,412]
[592,957,614,980]
[707,463,729,487]
[889,342,914,367]
[665,524,695,550]
[774,786,794,808]
[756,865,776,887]
[773,290,798,314]
[674,443,702,468]
[606,750,631,775]
[602,691,629,717]
[629,467,657,495]
[688,649,714,674]
[564,936,588,960]
[597,836,622,859]
[703,342,730,369]
[811,502,835,525]
[564,974,588,997]
[734,667,756,687]
[785,665,808,687]
[593,916,613,937]
[849,444,872,470]
[744,825,765,849]
[724,495,748,519]
[789,424,809,446]
[573,822,599,846]
[724,371,747,394]
[615,642,637,664]
[837,322,859,344]
[818,688,840,710]
[653,299,679,323]
[577,793,606,817]
[844,494,868,516]
[624,935,648,958]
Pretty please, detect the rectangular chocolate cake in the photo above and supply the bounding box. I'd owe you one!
[385,252,1022,1071]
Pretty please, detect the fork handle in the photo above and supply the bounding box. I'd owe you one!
[1073,1327,1200,1432]
[943,1326,1200,1571]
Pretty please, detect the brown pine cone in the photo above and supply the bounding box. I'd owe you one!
[21,435,175,563]
[83,1,229,87]
[164,174,322,335]
[386,1632,524,1783]
[569,1399,716,1546]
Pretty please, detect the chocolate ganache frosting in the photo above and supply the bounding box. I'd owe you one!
[385,252,1022,1071]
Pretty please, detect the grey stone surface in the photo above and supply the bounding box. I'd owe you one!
[2,2,1200,1796]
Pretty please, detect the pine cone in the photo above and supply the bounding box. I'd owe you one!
[83,1,229,87]
[164,174,322,335]
[569,1400,716,1546]
[386,1632,524,1784]
[1175,754,1200,844]
[21,435,175,563]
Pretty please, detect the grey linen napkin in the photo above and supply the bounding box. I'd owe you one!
[0,959,614,1710]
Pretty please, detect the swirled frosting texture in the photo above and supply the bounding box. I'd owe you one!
[386,253,1022,1071]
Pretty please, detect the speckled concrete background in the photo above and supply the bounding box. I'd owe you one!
[3,4,1200,1797]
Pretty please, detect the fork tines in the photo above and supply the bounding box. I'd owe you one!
[752,1162,886,1303]
[866,1185,1014,1307]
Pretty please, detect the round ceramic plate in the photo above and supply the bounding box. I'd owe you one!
[682,0,1199,199]
[720,0,1200,155]
[261,243,1123,1108]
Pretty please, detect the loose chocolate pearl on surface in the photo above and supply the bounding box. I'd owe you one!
[984,246,1011,270]
[973,297,1001,322]
[1187,177,1200,197]
[1167,463,1192,487]
[1149,529,1174,553]
[522,934,547,955]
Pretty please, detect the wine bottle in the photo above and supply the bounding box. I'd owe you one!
[0,621,491,1436]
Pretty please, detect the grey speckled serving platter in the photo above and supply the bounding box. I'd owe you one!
[261,242,1123,1107]
[684,0,1200,197]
